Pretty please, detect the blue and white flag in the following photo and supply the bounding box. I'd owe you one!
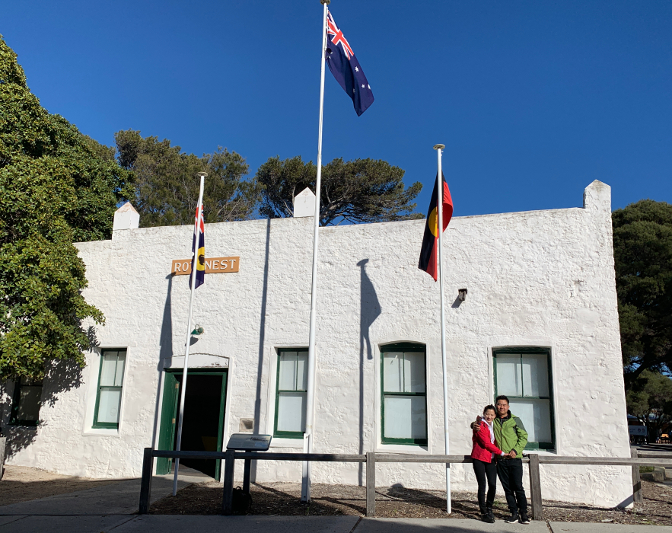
[326,10,374,116]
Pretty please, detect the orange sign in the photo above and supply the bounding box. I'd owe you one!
[171,257,240,275]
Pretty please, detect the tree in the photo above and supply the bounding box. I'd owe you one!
[115,130,260,227]
[256,156,423,226]
[626,370,672,442]
[0,36,133,380]
[612,200,672,384]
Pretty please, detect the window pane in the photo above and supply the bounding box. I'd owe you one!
[278,352,297,391]
[97,388,122,424]
[100,353,118,386]
[403,352,426,393]
[276,392,306,433]
[509,399,552,444]
[521,354,549,397]
[296,351,308,391]
[384,395,427,440]
[114,354,126,387]
[383,352,403,393]
[17,385,42,421]
[496,355,522,396]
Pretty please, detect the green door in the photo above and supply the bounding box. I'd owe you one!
[156,369,228,479]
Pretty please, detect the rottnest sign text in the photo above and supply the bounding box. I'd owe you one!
[171,257,240,275]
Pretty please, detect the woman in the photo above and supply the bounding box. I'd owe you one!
[471,405,505,523]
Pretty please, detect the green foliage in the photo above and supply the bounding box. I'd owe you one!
[256,156,423,226]
[0,35,133,380]
[626,370,672,440]
[115,130,260,227]
[612,200,672,382]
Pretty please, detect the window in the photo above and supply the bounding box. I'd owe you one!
[273,349,308,438]
[11,377,43,426]
[493,348,554,450]
[381,343,427,445]
[93,349,127,429]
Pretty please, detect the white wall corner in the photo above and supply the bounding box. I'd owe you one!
[583,180,611,212]
[112,202,140,236]
[293,187,316,218]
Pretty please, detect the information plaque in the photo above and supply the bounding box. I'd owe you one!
[226,433,272,451]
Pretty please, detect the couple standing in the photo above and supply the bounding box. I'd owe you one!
[470,395,530,524]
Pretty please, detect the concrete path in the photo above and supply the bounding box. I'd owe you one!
[1,516,672,533]
[0,473,197,516]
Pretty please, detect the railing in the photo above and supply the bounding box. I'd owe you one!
[138,447,672,517]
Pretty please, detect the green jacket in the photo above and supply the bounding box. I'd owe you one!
[493,411,528,457]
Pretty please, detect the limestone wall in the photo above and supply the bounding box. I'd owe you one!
[1,180,631,507]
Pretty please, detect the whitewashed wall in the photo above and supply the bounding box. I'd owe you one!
[1,180,631,507]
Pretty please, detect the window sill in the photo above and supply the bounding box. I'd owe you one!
[82,427,120,437]
[376,443,430,453]
[270,437,305,449]
[523,449,557,456]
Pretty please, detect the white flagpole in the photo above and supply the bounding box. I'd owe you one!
[301,0,330,503]
[172,172,206,496]
[433,144,451,514]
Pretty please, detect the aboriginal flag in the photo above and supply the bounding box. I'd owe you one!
[418,173,453,281]
[190,203,205,288]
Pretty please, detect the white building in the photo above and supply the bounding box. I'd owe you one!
[1,180,632,507]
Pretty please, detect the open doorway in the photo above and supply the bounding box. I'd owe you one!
[156,369,227,479]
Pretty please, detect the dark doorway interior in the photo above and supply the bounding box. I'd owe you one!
[173,374,223,478]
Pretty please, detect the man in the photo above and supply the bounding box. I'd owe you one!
[472,395,530,524]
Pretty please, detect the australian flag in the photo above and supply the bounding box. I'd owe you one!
[326,10,374,116]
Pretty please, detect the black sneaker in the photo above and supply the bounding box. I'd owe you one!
[482,512,495,524]
[505,512,519,523]
[519,513,530,524]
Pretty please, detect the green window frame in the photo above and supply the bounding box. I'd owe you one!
[381,343,428,446]
[93,349,127,429]
[10,377,43,426]
[273,349,308,439]
[493,347,555,450]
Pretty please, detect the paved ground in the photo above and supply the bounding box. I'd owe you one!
[2,516,672,533]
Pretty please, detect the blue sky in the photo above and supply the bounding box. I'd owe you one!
[3,0,671,217]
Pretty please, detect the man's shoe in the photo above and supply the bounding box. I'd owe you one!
[504,512,519,523]
[519,513,530,524]
[482,512,495,524]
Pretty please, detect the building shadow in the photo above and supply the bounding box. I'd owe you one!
[357,259,381,485]
[252,219,272,482]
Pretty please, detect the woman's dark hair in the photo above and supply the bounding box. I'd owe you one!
[483,405,496,415]
[495,395,509,404]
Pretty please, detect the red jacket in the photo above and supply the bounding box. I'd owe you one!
[471,420,504,463]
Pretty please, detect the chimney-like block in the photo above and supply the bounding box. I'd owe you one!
[293,187,316,218]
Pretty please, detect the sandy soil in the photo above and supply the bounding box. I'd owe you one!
[0,465,122,506]
[149,479,672,525]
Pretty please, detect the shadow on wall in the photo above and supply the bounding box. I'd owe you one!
[252,219,271,483]
[358,258,381,485]
[1,357,86,460]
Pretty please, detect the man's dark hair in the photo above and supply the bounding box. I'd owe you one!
[495,395,509,404]
[483,404,496,414]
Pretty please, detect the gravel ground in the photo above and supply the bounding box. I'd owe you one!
[149,479,672,525]
[0,465,122,506]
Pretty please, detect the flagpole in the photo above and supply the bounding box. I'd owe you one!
[172,172,206,496]
[301,0,330,503]
[433,144,451,514]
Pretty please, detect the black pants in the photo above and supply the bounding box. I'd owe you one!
[496,458,527,514]
[472,459,497,513]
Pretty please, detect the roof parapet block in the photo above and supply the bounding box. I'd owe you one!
[113,202,140,235]
[293,187,316,218]
[583,180,611,212]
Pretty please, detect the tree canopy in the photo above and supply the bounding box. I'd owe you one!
[612,200,672,383]
[256,156,422,226]
[626,369,672,441]
[0,36,134,380]
[115,130,260,227]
